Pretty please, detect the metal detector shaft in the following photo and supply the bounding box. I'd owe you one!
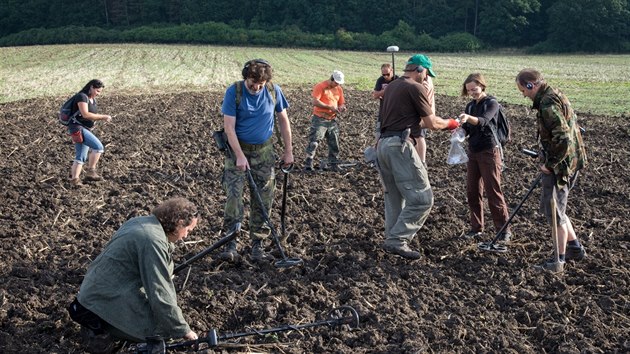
[164,306,359,351]
[244,169,289,259]
[280,168,289,240]
[173,223,240,275]
[486,173,543,246]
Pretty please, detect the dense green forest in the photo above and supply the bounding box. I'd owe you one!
[1,0,629,52]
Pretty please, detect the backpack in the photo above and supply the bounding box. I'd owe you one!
[58,92,86,126]
[490,100,511,147]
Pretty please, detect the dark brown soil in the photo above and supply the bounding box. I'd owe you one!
[1,87,629,353]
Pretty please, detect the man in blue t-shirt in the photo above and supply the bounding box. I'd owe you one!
[219,59,294,262]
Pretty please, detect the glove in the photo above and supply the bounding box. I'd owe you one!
[445,118,459,131]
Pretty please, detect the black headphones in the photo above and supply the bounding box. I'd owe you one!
[242,59,271,79]
[526,82,534,90]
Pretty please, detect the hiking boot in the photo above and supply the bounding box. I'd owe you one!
[69,178,84,187]
[84,168,103,182]
[80,326,116,354]
[497,231,512,242]
[534,258,565,273]
[303,158,313,172]
[251,240,274,262]
[464,230,483,239]
[217,240,239,262]
[382,242,421,260]
[565,244,586,261]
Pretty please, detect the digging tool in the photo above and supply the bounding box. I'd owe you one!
[550,197,560,264]
[215,130,302,268]
[478,173,543,253]
[279,163,293,243]
[135,306,359,353]
[386,45,399,76]
[173,223,241,275]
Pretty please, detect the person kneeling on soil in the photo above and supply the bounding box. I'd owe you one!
[68,197,199,352]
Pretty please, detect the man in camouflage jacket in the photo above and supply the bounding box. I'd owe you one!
[516,68,587,273]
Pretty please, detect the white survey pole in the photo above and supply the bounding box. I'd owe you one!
[386,45,399,76]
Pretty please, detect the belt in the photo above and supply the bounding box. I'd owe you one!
[379,130,417,145]
[313,114,336,121]
[239,138,272,151]
[379,130,406,138]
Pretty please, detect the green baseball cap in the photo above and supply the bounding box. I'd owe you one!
[407,54,436,77]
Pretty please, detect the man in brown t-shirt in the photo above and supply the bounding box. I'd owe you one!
[377,54,459,260]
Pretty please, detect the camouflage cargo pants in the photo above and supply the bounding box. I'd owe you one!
[305,115,340,162]
[223,140,276,241]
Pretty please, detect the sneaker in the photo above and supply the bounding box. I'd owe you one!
[84,168,103,182]
[217,240,239,262]
[464,230,483,239]
[382,241,421,260]
[565,244,586,261]
[303,158,314,172]
[251,240,274,262]
[534,258,565,273]
[497,231,512,242]
[80,326,116,354]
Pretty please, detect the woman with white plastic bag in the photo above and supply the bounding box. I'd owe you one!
[458,73,511,242]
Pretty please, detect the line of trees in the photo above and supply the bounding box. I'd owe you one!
[1,0,629,52]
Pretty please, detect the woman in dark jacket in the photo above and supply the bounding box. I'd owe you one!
[458,73,511,241]
[67,79,112,186]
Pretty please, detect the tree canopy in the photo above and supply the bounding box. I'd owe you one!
[1,0,629,52]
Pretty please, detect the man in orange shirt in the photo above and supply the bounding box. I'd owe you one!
[304,70,347,171]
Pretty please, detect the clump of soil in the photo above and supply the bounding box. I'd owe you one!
[0,87,628,353]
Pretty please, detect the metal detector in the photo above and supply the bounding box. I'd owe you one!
[386,45,399,76]
[478,148,541,252]
[244,165,303,268]
[135,306,359,353]
[214,130,303,268]
[478,172,543,253]
[173,223,241,275]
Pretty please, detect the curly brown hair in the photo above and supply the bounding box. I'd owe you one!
[152,197,198,235]
[244,60,273,82]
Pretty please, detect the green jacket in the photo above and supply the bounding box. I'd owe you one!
[78,215,191,340]
[533,84,587,186]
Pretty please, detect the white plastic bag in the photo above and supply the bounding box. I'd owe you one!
[447,127,468,165]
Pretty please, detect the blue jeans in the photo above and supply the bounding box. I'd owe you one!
[70,126,104,164]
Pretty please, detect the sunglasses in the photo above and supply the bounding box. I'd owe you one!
[382,73,391,77]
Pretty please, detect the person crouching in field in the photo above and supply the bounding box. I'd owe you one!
[218,59,294,263]
[68,197,199,353]
[515,68,587,273]
[67,79,112,187]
